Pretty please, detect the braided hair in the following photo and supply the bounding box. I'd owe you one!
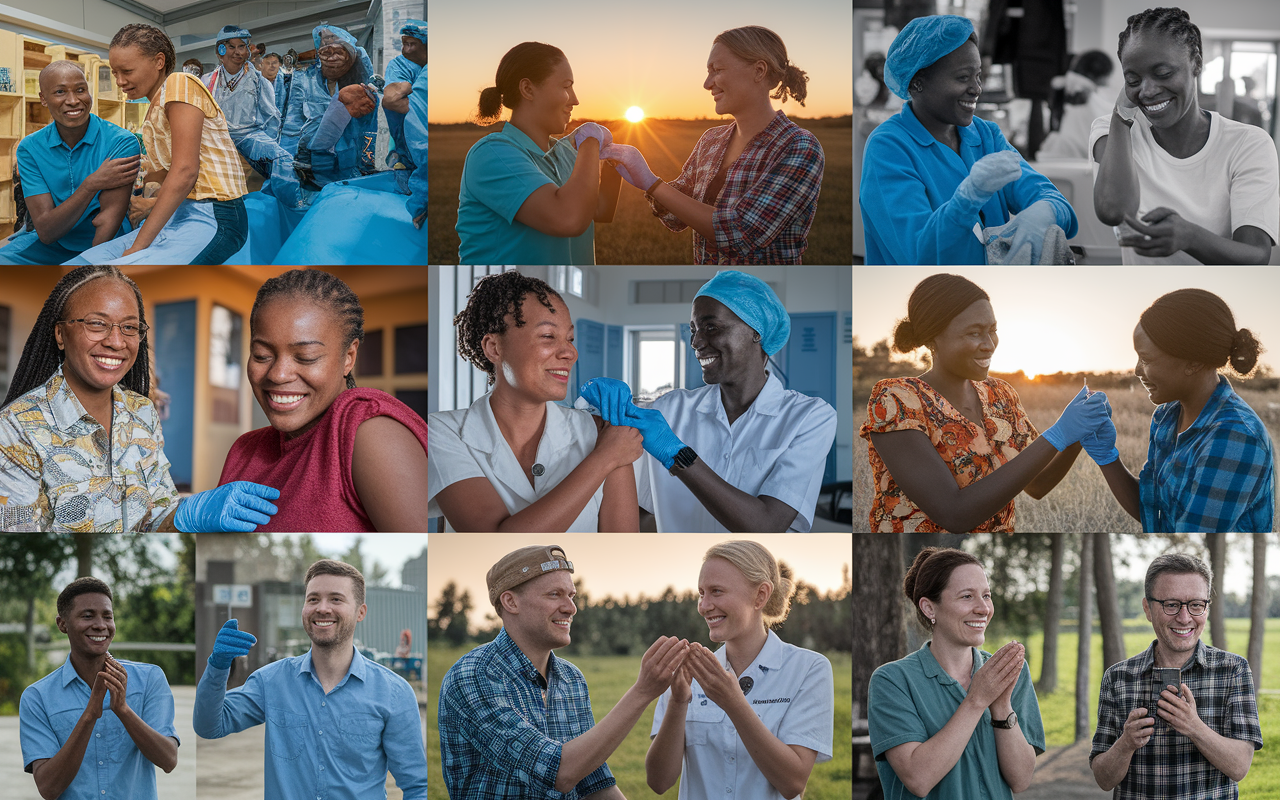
[109,23,176,75]
[250,269,365,390]
[4,266,151,408]
[1117,7,1203,77]
[454,272,563,386]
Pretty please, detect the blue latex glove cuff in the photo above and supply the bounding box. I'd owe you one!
[625,406,686,469]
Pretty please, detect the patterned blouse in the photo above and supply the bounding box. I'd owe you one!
[858,376,1038,532]
[0,367,179,532]
[648,110,823,264]
[142,71,247,202]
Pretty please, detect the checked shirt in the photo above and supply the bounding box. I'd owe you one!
[1090,640,1262,800]
[438,628,615,799]
[648,110,824,264]
[1139,374,1275,532]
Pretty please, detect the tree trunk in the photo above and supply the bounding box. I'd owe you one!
[854,534,906,717]
[25,594,36,671]
[1039,533,1065,694]
[1094,533,1126,669]
[74,532,93,578]
[1248,533,1267,690]
[1206,532,1227,649]
[1076,534,1095,743]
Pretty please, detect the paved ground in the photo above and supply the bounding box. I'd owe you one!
[1022,740,1112,800]
[0,685,197,800]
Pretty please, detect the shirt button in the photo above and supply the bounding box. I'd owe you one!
[320,765,325,771]
[99,761,104,765]
[321,701,326,707]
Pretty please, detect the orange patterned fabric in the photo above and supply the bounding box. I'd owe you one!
[858,376,1038,532]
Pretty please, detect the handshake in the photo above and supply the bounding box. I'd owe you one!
[572,123,659,192]
[1042,385,1119,466]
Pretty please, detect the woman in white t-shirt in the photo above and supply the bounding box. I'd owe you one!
[426,271,641,532]
[1091,7,1279,265]
[647,540,834,800]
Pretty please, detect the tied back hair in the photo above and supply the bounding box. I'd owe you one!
[4,266,151,408]
[1117,7,1203,76]
[476,42,566,124]
[714,26,811,106]
[1139,288,1262,377]
[250,269,366,390]
[892,274,990,353]
[110,23,176,74]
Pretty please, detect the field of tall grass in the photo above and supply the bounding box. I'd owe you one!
[427,117,853,264]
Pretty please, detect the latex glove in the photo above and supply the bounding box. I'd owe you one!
[986,199,1058,263]
[209,619,256,669]
[1080,404,1120,466]
[579,377,632,426]
[955,150,1023,206]
[601,143,659,192]
[312,93,357,151]
[623,405,686,469]
[1041,387,1111,451]
[573,122,612,152]
[174,481,281,532]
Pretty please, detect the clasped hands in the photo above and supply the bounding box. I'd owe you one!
[1042,385,1119,466]
[87,652,131,720]
[662,640,756,712]
[571,123,659,191]
[967,640,1025,717]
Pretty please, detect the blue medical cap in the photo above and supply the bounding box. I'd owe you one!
[884,15,976,100]
[217,25,251,43]
[400,19,427,44]
[694,271,790,356]
[313,24,358,52]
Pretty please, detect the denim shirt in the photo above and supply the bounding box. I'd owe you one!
[19,656,178,800]
[193,646,427,800]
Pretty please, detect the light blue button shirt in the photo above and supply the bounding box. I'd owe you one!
[18,656,178,800]
[193,646,427,800]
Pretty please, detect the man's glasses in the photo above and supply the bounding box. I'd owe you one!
[1148,597,1209,616]
[61,318,149,339]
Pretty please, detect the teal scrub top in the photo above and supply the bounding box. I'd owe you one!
[868,641,1046,800]
[456,122,595,265]
[860,102,1077,265]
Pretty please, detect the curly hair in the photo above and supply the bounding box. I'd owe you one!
[1118,7,1203,77]
[110,23,176,74]
[454,272,563,386]
[250,269,365,390]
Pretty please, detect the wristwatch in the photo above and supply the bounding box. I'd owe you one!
[992,710,1018,729]
[668,446,698,474]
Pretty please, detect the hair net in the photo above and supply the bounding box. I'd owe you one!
[313,24,358,54]
[400,19,427,44]
[884,15,975,100]
[694,271,790,356]
[217,25,251,44]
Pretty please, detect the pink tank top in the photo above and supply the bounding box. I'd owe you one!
[217,388,428,531]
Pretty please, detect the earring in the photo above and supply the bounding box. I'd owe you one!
[929,617,935,625]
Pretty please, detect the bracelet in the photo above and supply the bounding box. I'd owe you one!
[1114,103,1139,124]
[645,177,664,198]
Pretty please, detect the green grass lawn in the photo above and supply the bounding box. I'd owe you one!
[1019,617,1280,798]
[428,644,852,798]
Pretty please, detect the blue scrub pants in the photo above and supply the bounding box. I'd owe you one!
[0,231,82,265]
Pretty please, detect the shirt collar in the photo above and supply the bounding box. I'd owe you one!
[46,365,123,432]
[58,653,89,688]
[713,628,786,674]
[917,639,982,684]
[47,114,101,152]
[298,643,366,686]
[693,371,786,421]
[1181,374,1234,436]
[460,393,574,457]
[495,627,558,687]
[498,121,555,160]
[900,101,982,150]
[1137,638,1208,672]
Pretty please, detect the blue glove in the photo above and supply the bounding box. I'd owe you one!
[579,377,632,426]
[987,199,1058,264]
[1079,393,1119,465]
[601,143,659,192]
[312,93,355,152]
[209,619,256,669]
[623,405,687,469]
[954,150,1023,206]
[1041,387,1111,451]
[174,481,281,532]
[573,122,613,151]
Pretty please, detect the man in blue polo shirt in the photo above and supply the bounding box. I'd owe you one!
[19,577,179,800]
[383,19,426,170]
[0,61,139,264]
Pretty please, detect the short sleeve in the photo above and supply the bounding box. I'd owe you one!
[1225,658,1263,750]
[756,399,838,532]
[463,138,556,224]
[18,686,59,770]
[139,405,180,531]
[860,380,930,439]
[1088,113,1112,165]
[868,662,928,759]
[777,653,835,761]
[1011,660,1045,754]
[140,666,179,741]
[108,126,143,161]
[14,139,49,198]
[426,413,487,518]
[165,72,219,119]
[713,130,824,252]
[1228,127,1280,243]
[0,410,44,531]
[1089,666,1122,762]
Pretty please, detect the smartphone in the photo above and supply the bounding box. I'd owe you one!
[1151,668,1182,719]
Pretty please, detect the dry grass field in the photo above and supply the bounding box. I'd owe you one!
[427,117,853,264]
[852,379,1280,532]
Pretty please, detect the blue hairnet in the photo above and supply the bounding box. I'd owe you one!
[217,25,251,44]
[400,19,427,45]
[694,271,790,356]
[884,15,975,100]
[313,24,358,53]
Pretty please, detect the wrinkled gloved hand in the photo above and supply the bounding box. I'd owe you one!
[579,377,633,426]
[312,92,361,152]
[1041,387,1111,451]
[573,122,613,152]
[623,405,687,469]
[1080,402,1120,466]
[337,83,377,118]
[984,199,1059,264]
[955,150,1023,206]
[174,481,281,532]
[209,619,256,669]
[601,143,659,192]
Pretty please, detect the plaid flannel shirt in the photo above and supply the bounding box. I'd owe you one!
[1090,640,1262,800]
[649,110,823,264]
[1138,375,1275,532]
[438,628,615,799]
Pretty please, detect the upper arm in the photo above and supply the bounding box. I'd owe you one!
[1092,134,1108,163]
[757,404,837,530]
[514,182,590,237]
[96,183,132,219]
[18,691,58,768]
[352,415,428,532]
[1178,427,1270,531]
[582,786,626,800]
[164,100,207,175]
[465,142,556,227]
[140,670,179,738]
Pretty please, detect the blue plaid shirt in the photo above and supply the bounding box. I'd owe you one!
[438,628,615,799]
[1090,640,1262,800]
[1139,375,1274,532]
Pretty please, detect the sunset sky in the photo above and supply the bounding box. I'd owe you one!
[854,266,1280,378]
[427,0,853,123]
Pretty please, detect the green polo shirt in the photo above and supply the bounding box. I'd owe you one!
[456,121,595,265]
[869,641,1046,800]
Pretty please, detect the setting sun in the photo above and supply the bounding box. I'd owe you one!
[625,106,645,123]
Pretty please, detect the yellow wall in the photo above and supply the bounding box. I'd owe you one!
[359,289,428,397]
[1,268,61,396]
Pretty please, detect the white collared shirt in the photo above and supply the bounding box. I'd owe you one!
[651,630,834,800]
[636,372,836,532]
[427,393,603,532]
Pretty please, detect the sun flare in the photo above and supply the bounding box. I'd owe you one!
[625,106,645,123]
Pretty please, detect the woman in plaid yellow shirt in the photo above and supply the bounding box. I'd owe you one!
[70,24,249,265]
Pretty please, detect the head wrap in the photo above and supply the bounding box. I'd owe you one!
[400,19,427,45]
[313,24,358,54]
[216,25,251,45]
[693,270,790,356]
[884,15,975,100]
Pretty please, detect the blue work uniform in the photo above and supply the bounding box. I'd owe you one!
[0,116,139,264]
[209,64,290,178]
[405,66,427,226]
[860,102,1077,265]
[273,71,287,115]
[194,645,428,800]
[19,656,178,800]
[457,122,595,265]
[384,54,422,163]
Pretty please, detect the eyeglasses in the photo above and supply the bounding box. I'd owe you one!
[60,318,149,339]
[1148,597,1209,616]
